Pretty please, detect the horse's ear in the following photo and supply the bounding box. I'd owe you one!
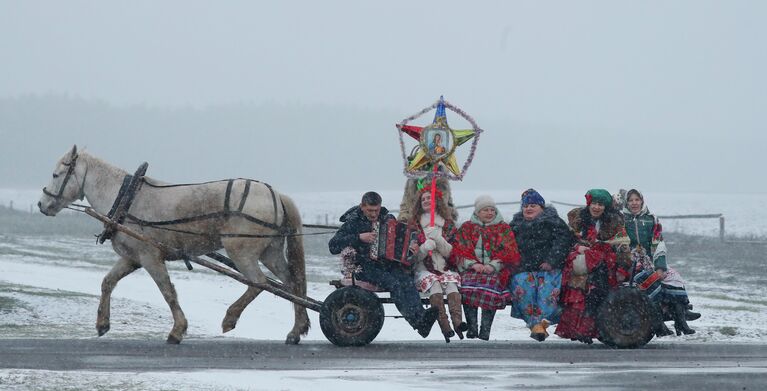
[70,145,78,157]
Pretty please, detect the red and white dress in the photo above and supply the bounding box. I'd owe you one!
[413,213,461,293]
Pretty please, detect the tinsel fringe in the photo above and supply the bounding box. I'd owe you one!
[396,98,483,181]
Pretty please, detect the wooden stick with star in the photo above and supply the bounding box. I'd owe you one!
[395,96,483,248]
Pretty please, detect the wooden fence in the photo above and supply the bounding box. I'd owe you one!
[3,200,740,243]
[418,200,729,242]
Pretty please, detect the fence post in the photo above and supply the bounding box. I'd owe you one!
[325,214,329,225]
[719,216,725,242]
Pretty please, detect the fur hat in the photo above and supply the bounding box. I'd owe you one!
[521,188,545,207]
[474,194,496,214]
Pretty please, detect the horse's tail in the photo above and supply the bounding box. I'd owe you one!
[280,194,308,324]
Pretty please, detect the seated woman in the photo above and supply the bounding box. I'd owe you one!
[622,189,698,336]
[555,189,630,344]
[453,195,520,340]
[509,189,574,341]
[409,187,466,342]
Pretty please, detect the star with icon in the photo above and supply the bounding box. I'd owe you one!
[396,96,478,176]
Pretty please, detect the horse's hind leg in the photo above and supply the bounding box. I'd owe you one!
[222,286,261,333]
[261,240,310,345]
[141,255,188,344]
[97,256,140,337]
[221,239,274,333]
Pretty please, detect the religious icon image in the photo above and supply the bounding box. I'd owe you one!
[427,129,449,156]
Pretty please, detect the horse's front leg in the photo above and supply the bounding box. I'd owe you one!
[141,256,188,344]
[97,257,140,337]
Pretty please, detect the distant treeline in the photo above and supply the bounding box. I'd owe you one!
[0,95,407,191]
[0,205,101,236]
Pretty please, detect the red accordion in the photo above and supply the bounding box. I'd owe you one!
[372,217,418,266]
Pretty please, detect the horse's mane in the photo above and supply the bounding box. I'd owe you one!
[80,150,264,189]
[79,151,127,176]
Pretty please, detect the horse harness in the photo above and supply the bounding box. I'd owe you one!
[96,163,295,246]
[42,153,86,202]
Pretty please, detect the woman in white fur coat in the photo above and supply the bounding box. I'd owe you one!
[408,186,466,342]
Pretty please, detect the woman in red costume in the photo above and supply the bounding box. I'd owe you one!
[555,189,630,344]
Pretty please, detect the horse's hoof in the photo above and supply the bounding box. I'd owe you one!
[222,319,237,334]
[97,325,110,336]
[166,335,182,345]
[285,335,300,345]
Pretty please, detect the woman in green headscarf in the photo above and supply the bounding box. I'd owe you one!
[555,189,630,344]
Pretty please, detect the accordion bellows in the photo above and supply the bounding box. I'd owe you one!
[372,217,418,266]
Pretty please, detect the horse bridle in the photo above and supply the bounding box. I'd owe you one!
[42,153,86,202]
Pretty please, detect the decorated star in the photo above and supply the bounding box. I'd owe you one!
[396,96,482,179]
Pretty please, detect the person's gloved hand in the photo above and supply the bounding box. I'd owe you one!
[421,239,436,252]
[424,226,441,240]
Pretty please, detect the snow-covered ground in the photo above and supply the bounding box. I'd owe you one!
[2,235,762,344]
[1,189,766,390]
[2,233,766,390]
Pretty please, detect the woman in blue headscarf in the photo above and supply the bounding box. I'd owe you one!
[509,189,574,341]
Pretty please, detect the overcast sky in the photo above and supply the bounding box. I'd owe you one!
[1,1,765,194]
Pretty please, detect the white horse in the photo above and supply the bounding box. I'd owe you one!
[38,145,310,344]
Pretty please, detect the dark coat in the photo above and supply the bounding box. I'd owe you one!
[328,205,392,263]
[509,205,574,272]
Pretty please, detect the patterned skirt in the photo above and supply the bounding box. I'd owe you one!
[415,270,461,293]
[509,270,562,327]
[459,271,512,310]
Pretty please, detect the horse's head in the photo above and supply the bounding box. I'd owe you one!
[38,145,87,216]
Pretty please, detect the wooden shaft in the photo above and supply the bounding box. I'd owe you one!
[83,207,323,312]
[188,255,323,312]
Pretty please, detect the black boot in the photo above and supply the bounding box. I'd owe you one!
[478,309,495,341]
[416,306,440,338]
[671,302,695,336]
[652,302,673,337]
[464,305,478,339]
[655,322,674,337]
[686,306,701,321]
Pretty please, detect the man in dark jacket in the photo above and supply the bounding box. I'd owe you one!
[329,191,438,337]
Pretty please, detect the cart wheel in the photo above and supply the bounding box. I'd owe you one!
[597,287,656,349]
[320,286,385,347]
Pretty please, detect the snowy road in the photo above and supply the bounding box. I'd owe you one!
[1,339,765,390]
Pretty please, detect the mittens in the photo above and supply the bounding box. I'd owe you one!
[424,226,441,240]
[421,239,436,252]
[434,237,452,257]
